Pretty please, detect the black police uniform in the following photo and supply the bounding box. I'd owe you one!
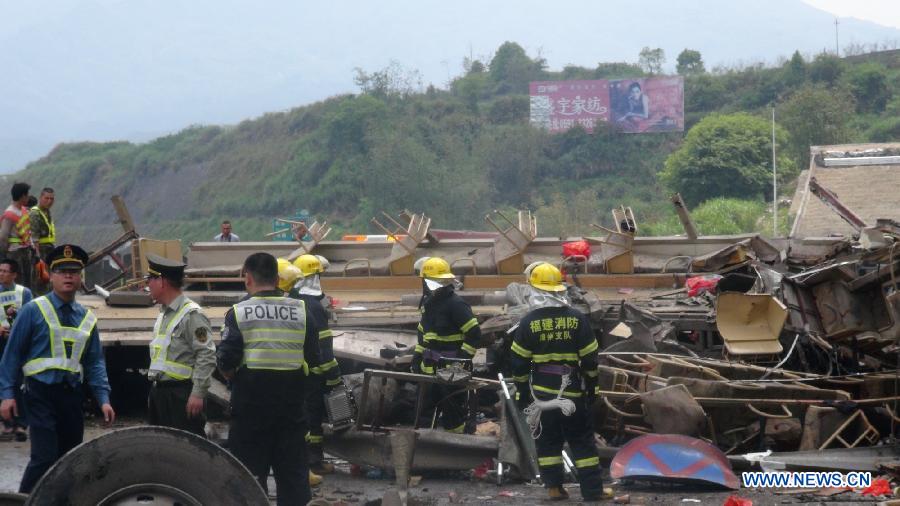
[291,290,341,466]
[411,284,480,433]
[510,305,604,500]
[217,289,322,506]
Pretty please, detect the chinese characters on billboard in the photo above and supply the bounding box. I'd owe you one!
[530,76,683,134]
[529,80,610,133]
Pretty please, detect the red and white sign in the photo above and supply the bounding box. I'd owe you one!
[529,80,610,133]
[530,77,684,134]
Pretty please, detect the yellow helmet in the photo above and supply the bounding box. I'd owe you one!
[528,263,566,292]
[419,257,455,279]
[276,258,302,292]
[292,254,325,277]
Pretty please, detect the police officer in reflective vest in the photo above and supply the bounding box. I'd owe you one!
[411,257,481,433]
[0,258,32,328]
[145,254,215,436]
[510,263,610,502]
[0,258,32,440]
[290,254,341,475]
[217,252,322,506]
[0,244,115,493]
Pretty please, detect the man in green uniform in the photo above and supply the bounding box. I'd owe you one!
[145,254,215,437]
[411,257,481,434]
[510,262,611,502]
[29,188,55,295]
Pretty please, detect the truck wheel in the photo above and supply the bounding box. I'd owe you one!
[25,426,268,506]
[0,492,27,506]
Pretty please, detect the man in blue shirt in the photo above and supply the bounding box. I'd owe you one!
[0,258,32,441]
[0,244,115,493]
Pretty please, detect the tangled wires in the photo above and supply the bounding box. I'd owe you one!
[523,373,577,439]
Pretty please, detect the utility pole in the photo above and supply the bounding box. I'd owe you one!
[772,108,778,237]
[834,18,840,56]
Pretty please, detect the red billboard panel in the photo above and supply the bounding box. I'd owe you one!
[530,77,683,134]
[529,80,610,133]
[609,77,684,133]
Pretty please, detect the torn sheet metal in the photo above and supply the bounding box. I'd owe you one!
[745,444,900,473]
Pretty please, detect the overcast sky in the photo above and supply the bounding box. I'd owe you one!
[803,0,900,28]
[1,0,898,172]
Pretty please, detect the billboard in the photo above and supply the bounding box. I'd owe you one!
[530,76,683,134]
[529,80,610,133]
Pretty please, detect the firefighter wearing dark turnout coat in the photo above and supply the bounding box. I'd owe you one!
[510,263,609,502]
[217,253,322,506]
[411,257,480,433]
[290,254,341,475]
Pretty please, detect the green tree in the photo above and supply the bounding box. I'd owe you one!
[475,124,547,206]
[659,113,794,206]
[451,72,491,112]
[488,42,546,94]
[808,52,845,86]
[778,85,855,168]
[676,49,705,75]
[685,74,726,112]
[638,47,666,75]
[865,117,900,142]
[843,62,891,113]
[595,62,645,79]
[782,50,806,88]
[353,60,423,98]
[487,95,529,124]
[324,95,388,153]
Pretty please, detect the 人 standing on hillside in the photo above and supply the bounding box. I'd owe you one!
[0,183,36,290]
[29,188,56,295]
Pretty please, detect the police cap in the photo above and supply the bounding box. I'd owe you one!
[47,244,89,272]
[146,253,186,282]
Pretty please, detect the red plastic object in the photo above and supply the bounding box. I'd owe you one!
[685,275,722,297]
[860,478,891,496]
[472,458,492,479]
[562,240,591,260]
[722,495,752,506]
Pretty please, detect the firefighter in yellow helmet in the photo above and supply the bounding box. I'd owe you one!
[289,254,340,476]
[411,257,481,434]
[276,258,302,294]
[509,263,611,501]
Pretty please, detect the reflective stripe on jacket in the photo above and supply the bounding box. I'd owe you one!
[149,300,201,380]
[4,205,30,245]
[0,285,25,309]
[234,296,307,371]
[22,296,97,376]
[30,206,55,245]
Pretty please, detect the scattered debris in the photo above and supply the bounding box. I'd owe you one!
[862,479,893,497]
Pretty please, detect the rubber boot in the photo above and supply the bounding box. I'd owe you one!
[548,486,569,501]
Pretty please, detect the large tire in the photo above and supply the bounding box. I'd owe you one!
[0,492,26,506]
[25,426,268,506]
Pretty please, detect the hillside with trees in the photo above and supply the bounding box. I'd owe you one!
[13,42,900,248]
